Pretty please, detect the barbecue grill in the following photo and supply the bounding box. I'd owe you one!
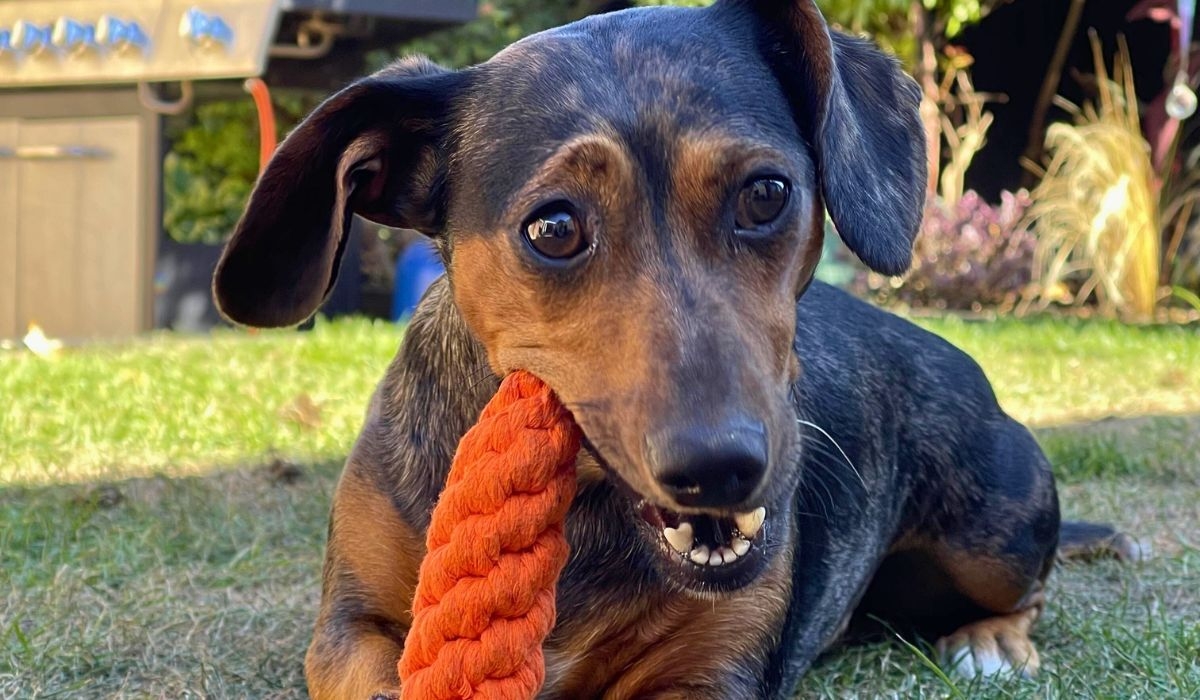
[0,0,475,340]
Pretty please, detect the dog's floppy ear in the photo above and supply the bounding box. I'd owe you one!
[722,0,926,275]
[213,58,464,328]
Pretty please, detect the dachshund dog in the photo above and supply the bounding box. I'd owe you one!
[212,0,1125,696]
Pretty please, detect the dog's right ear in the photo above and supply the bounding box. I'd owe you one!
[213,58,465,328]
[717,0,926,277]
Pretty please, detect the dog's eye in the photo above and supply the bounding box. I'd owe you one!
[735,177,790,231]
[523,205,588,260]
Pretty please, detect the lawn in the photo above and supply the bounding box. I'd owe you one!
[1,315,1198,698]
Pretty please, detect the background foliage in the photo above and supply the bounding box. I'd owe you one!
[161,0,1200,314]
[387,0,1008,69]
[162,93,319,245]
[853,190,1037,312]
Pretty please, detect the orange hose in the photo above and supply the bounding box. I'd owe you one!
[243,77,277,174]
[399,370,581,700]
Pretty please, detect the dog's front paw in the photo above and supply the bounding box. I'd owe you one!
[935,607,1041,680]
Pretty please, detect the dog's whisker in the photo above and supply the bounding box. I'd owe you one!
[795,471,834,524]
[798,436,852,481]
[801,445,859,501]
[795,437,870,519]
[797,419,867,491]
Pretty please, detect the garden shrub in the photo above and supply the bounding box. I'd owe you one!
[851,189,1036,312]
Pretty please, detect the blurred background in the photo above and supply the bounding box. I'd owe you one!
[1,0,1198,344]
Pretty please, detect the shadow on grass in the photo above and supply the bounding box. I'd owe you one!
[1035,413,1200,484]
[0,458,345,698]
[2,414,1198,698]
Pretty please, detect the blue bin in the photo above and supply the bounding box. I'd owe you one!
[391,239,446,322]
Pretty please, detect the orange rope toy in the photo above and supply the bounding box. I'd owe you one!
[398,370,582,700]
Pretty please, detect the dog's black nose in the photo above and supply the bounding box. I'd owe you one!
[646,418,768,508]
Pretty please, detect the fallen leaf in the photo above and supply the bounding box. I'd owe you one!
[280,393,322,429]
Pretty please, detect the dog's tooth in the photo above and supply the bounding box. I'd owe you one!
[719,547,738,564]
[731,537,751,556]
[689,545,711,565]
[663,522,694,554]
[708,549,723,566]
[734,507,766,539]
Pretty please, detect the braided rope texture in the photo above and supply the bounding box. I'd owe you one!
[398,370,581,700]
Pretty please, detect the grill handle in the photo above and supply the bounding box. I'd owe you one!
[0,145,110,160]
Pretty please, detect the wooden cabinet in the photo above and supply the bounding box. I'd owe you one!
[0,110,154,341]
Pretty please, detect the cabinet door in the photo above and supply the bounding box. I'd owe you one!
[76,116,144,338]
[0,119,17,339]
[16,119,83,338]
[15,116,143,339]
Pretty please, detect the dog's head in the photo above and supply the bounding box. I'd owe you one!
[214,0,924,593]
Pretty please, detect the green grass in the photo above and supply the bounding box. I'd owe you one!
[1,320,403,486]
[912,315,1200,427]
[1,314,1198,697]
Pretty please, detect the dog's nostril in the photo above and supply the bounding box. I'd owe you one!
[648,419,768,508]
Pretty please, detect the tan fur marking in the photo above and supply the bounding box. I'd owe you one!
[452,127,819,511]
[307,633,405,700]
[544,550,792,697]
[305,463,426,699]
[333,466,426,626]
[935,550,1031,613]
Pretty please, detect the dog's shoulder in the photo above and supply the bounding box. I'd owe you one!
[793,281,1007,444]
[349,276,498,527]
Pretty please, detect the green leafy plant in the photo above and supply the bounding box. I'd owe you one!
[379,0,600,70]
[162,94,318,245]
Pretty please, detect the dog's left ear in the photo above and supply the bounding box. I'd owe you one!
[720,0,927,275]
[212,58,465,328]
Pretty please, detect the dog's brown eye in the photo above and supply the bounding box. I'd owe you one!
[524,206,588,260]
[735,178,790,231]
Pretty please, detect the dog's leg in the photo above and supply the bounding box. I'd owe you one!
[857,417,1060,682]
[934,586,1044,679]
[923,418,1060,681]
[305,462,425,700]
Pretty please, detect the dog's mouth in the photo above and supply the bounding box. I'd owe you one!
[635,500,773,592]
[580,437,780,593]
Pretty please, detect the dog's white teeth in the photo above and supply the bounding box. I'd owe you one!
[663,522,694,554]
[673,514,761,567]
[734,507,766,539]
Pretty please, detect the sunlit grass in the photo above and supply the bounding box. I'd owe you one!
[1,319,402,486]
[2,313,1197,486]
[915,314,1200,427]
